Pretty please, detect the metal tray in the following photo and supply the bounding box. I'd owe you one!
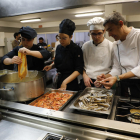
[69,87,115,115]
[29,88,77,111]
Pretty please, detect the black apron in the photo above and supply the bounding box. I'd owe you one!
[57,72,79,91]
[55,42,82,91]
[120,79,140,98]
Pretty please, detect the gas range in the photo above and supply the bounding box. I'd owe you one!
[42,133,77,140]
[115,97,140,124]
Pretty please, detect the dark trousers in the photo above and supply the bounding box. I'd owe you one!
[120,79,140,98]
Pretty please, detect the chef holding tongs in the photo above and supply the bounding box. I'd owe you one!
[95,12,140,98]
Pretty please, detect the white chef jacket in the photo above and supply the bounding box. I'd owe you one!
[82,38,113,79]
[110,27,140,79]
[54,40,60,56]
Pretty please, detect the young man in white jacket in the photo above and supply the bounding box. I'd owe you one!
[96,12,140,98]
[82,17,113,89]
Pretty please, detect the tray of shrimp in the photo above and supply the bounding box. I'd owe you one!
[69,87,115,115]
[29,88,77,111]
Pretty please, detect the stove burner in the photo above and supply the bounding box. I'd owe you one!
[44,134,64,140]
[131,113,140,119]
[128,115,140,124]
[115,97,140,124]
[43,133,75,140]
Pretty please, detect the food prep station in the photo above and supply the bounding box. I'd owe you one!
[0,71,140,140]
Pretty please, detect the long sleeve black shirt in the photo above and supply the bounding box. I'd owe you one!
[2,44,51,71]
[54,41,84,75]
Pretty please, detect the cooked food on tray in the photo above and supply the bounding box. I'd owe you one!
[30,92,72,110]
[78,89,113,111]
[18,51,28,79]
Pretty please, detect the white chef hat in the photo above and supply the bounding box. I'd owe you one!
[87,17,104,30]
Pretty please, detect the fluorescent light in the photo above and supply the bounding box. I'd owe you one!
[20,18,41,23]
[94,0,139,5]
[75,12,103,17]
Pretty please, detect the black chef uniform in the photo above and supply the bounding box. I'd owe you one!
[54,19,84,91]
[55,41,84,91]
[2,45,50,71]
[2,26,51,71]
[37,42,47,47]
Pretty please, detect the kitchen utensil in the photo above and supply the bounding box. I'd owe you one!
[0,71,46,101]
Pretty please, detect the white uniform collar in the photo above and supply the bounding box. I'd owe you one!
[92,38,107,47]
[117,27,135,45]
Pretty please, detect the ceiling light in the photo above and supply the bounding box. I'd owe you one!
[20,18,41,23]
[94,0,139,5]
[75,12,103,17]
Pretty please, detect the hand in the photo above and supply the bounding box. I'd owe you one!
[59,82,67,90]
[43,65,52,71]
[94,80,102,88]
[94,74,106,88]
[44,46,47,49]
[11,56,22,64]
[96,74,106,81]
[19,47,31,55]
[100,76,117,89]
[83,74,93,87]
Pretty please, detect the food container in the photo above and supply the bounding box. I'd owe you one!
[69,87,115,115]
[0,69,16,77]
[0,71,46,101]
[29,88,77,111]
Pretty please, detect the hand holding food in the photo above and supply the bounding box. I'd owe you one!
[19,47,31,55]
[94,80,102,88]
[11,56,22,64]
[94,74,106,88]
[97,74,106,81]
[100,76,117,89]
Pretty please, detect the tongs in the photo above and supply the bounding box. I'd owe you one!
[116,112,140,117]
[120,101,140,109]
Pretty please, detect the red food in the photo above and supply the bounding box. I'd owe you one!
[31,92,72,110]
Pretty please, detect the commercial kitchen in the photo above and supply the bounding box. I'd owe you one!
[0,0,140,140]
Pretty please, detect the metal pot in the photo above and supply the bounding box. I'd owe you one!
[0,71,46,101]
[0,69,16,77]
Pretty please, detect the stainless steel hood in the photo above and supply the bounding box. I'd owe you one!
[0,0,139,18]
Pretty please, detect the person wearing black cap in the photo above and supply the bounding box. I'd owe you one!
[2,26,50,71]
[43,19,84,91]
[37,37,47,48]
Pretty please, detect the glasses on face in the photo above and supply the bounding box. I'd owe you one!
[22,38,32,42]
[90,32,103,37]
[57,36,68,40]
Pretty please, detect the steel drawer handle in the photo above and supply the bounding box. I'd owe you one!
[0,87,14,91]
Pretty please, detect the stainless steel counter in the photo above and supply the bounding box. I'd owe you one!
[0,119,47,140]
[0,88,140,139]
[0,109,139,140]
